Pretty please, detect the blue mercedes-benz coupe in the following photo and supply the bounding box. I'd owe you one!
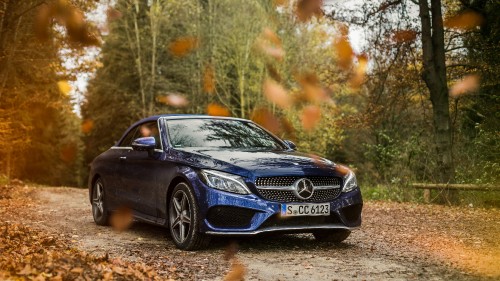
[88,114,362,250]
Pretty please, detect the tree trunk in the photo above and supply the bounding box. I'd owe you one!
[418,0,456,203]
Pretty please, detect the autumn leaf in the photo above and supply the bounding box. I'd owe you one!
[110,206,133,232]
[223,259,246,281]
[60,143,77,164]
[106,7,122,21]
[251,108,281,134]
[349,54,368,89]
[256,28,285,61]
[449,74,480,98]
[333,36,353,70]
[444,10,484,30]
[297,72,330,103]
[295,0,323,22]
[156,94,189,107]
[34,4,53,41]
[207,103,231,117]
[262,27,282,47]
[57,81,72,95]
[301,105,321,131]
[224,242,239,261]
[392,30,417,43]
[263,78,292,109]
[168,37,199,57]
[81,119,94,134]
[203,64,216,94]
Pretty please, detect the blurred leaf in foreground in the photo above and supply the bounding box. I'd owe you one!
[110,206,133,232]
[300,105,321,131]
[168,37,199,57]
[444,10,484,30]
[263,78,292,109]
[207,103,230,116]
[57,81,72,95]
[449,74,480,98]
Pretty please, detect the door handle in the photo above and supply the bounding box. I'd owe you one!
[119,156,127,161]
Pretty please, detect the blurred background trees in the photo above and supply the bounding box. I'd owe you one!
[0,0,498,204]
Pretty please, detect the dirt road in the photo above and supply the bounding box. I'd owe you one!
[3,186,499,280]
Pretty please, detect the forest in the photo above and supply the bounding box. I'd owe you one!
[1,1,500,280]
[0,0,498,203]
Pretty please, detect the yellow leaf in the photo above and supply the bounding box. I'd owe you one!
[57,81,71,95]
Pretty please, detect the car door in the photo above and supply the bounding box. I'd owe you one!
[118,121,163,218]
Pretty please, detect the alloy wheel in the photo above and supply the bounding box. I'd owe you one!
[92,181,104,219]
[170,190,192,244]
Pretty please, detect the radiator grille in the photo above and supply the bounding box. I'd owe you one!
[255,176,342,187]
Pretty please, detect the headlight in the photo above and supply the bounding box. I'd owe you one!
[342,171,358,193]
[199,169,251,195]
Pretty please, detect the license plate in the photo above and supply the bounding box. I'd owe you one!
[281,203,330,217]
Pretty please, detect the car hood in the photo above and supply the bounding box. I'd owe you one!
[172,148,343,179]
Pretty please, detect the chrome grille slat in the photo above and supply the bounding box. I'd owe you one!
[255,176,342,187]
[255,176,343,203]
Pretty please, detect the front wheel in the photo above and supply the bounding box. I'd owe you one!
[92,178,109,226]
[168,182,210,250]
[313,229,351,244]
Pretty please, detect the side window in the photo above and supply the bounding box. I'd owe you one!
[118,126,139,147]
[118,121,162,149]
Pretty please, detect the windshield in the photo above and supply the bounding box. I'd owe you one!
[166,119,286,150]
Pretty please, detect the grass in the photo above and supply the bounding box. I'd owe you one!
[360,183,500,208]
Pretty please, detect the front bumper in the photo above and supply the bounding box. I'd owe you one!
[195,180,363,235]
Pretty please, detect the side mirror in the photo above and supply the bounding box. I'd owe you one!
[283,140,296,150]
[132,137,156,151]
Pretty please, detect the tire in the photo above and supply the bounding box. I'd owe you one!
[92,178,109,226]
[168,182,210,250]
[313,229,351,244]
